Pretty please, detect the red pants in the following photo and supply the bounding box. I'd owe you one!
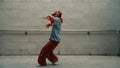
[38,40,59,66]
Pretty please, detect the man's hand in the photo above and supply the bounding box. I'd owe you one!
[43,17,46,19]
[46,24,49,28]
[43,17,50,21]
[46,23,52,28]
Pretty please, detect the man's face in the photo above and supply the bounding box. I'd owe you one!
[53,14,60,17]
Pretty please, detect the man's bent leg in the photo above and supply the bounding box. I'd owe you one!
[38,41,54,66]
[47,41,59,63]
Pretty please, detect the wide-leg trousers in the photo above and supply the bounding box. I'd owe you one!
[38,40,59,66]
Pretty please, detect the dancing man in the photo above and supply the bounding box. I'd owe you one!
[38,10,63,66]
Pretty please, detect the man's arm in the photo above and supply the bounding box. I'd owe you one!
[43,16,54,28]
[46,23,52,28]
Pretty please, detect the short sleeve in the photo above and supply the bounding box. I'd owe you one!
[47,16,55,23]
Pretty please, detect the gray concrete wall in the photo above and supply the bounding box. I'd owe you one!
[0,30,119,55]
[0,0,120,30]
[0,0,120,55]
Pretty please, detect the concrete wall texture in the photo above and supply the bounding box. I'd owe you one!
[0,0,120,30]
[0,30,119,55]
[0,0,120,55]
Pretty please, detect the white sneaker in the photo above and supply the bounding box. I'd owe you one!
[52,60,58,65]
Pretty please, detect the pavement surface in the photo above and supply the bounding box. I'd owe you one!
[0,55,120,68]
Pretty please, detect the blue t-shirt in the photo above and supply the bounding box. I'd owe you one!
[49,17,62,42]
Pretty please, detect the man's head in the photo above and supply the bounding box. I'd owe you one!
[52,10,62,17]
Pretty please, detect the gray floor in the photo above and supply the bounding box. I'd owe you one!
[0,55,120,68]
